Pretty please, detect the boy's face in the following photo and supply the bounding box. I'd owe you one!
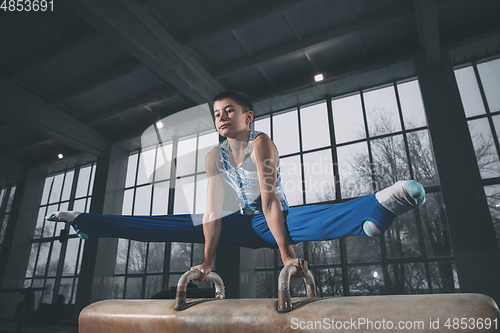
[213,98,253,137]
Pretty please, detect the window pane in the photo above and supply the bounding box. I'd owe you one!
[308,240,340,265]
[113,276,125,299]
[332,94,366,144]
[152,182,169,216]
[197,132,218,173]
[73,199,86,215]
[137,148,156,185]
[345,235,381,263]
[419,192,452,257]
[364,86,402,136]
[484,185,500,247]
[156,144,172,181]
[145,275,163,298]
[254,117,271,138]
[47,241,61,277]
[125,153,138,188]
[41,177,53,205]
[337,142,373,198]
[300,102,330,151]
[177,137,197,177]
[429,261,459,293]
[35,242,50,276]
[397,80,427,129]
[25,243,39,278]
[34,207,46,239]
[195,174,207,214]
[147,242,165,273]
[385,212,421,259]
[0,189,5,209]
[407,130,438,186]
[0,214,7,244]
[76,166,91,198]
[192,243,204,266]
[49,174,64,204]
[170,242,191,272]
[115,239,128,274]
[303,149,334,203]
[492,115,500,144]
[348,265,384,296]
[59,278,73,304]
[63,238,81,275]
[386,263,428,294]
[122,189,134,215]
[311,268,343,297]
[43,204,58,238]
[454,66,486,117]
[279,155,303,206]
[174,176,195,214]
[43,278,55,303]
[61,171,74,201]
[88,165,96,196]
[125,277,143,299]
[255,271,274,298]
[273,110,300,155]
[468,118,500,179]
[134,185,152,215]
[77,240,84,274]
[128,241,147,273]
[477,58,500,112]
[256,248,274,269]
[371,135,410,191]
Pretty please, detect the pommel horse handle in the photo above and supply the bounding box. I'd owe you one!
[277,265,317,313]
[174,270,225,311]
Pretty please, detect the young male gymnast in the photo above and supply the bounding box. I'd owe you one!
[46,91,426,283]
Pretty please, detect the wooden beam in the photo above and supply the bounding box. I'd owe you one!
[0,74,109,157]
[414,0,441,70]
[62,0,224,104]
[213,2,415,79]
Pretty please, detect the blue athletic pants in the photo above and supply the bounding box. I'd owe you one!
[72,194,396,249]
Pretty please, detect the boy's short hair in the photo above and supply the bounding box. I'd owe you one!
[211,91,253,113]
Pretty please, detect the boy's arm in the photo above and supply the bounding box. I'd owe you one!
[191,147,224,282]
[252,134,308,277]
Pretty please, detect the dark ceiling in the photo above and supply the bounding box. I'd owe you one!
[0,0,499,185]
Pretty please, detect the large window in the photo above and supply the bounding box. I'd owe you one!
[113,130,218,299]
[24,164,95,309]
[254,79,457,297]
[454,56,500,247]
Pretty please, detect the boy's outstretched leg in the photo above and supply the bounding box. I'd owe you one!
[363,180,426,237]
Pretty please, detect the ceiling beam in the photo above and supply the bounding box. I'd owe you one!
[0,75,109,157]
[51,61,144,105]
[212,2,415,79]
[62,0,224,104]
[3,139,54,156]
[181,0,306,47]
[0,153,28,183]
[8,29,99,80]
[86,90,179,126]
[414,0,441,70]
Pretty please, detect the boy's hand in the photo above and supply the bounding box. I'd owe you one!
[283,257,309,278]
[190,262,212,282]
